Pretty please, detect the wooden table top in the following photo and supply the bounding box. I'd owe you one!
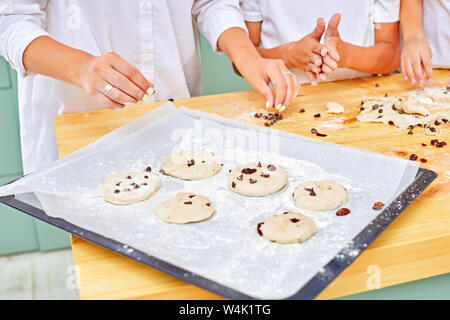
[54,70,450,300]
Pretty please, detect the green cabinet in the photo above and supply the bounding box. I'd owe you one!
[0,57,70,256]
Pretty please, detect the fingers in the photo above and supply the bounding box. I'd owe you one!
[98,80,138,105]
[323,55,338,72]
[105,52,153,92]
[103,68,145,102]
[94,91,125,110]
[410,53,425,85]
[420,52,433,82]
[307,72,318,86]
[271,70,288,109]
[404,57,416,84]
[282,72,301,107]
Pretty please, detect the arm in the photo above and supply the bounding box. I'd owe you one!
[400,0,433,84]
[324,14,401,75]
[0,0,152,109]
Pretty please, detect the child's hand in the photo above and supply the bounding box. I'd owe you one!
[281,18,327,85]
[322,13,342,79]
[401,37,433,85]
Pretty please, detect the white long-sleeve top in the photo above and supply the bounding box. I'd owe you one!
[0,0,247,174]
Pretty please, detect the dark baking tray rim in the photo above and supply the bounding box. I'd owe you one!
[0,167,437,300]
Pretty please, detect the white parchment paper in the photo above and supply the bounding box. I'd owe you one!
[0,103,419,299]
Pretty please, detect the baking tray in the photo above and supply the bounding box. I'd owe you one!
[0,167,437,300]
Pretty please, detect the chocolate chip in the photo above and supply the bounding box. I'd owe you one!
[431,139,438,145]
[168,98,174,102]
[260,173,270,178]
[232,181,236,188]
[249,178,257,184]
[126,176,132,179]
[184,201,192,205]
[408,130,413,135]
[189,195,195,198]
[130,182,136,186]
[375,83,380,87]
[116,182,121,186]
[142,183,148,185]
[257,222,264,236]
[299,108,305,113]
[429,127,436,132]
[384,93,388,97]
[267,164,276,171]
[388,121,394,125]
[206,203,211,206]
[257,162,262,167]
[290,218,300,223]
[241,168,257,174]
[392,105,397,110]
[434,120,440,126]
[284,212,289,214]
[305,187,316,196]
[145,166,152,172]
[187,159,195,167]
[420,158,427,163]
[360,107,365,111]
[372,104,379,110]
[378,109,383,113]
[264,122,270,127]
[314,113,321,118]
[124,188,131,192]
[134,184,140,189]
[114,189,120,194]
[361,101,364,106]
[254,113,261,118]
[409,154,418,161]
[311,128,318,134]
[421,143,427,146]
[237,174,243,181]
[436,141,447,148]
[144,175,149,179]
[316,133,327,137]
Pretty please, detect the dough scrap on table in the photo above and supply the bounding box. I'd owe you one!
[409,86,450,104]
[357,96,449,134]
[293,180,348,211]
[326,102,344,114]
[103,171,160,205]
[227,162,287,197]
[155,192,214,224]
[160,150,222,180]
[258,212,317,244]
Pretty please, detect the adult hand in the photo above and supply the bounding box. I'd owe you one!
[322,13,342,79]
[281,18,327,86]
[401,37,433,85]
[79,52,153,109]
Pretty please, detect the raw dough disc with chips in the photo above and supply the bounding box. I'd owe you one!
[155,192,214,224]
[160,150,222,180]
[227,162,287,197]
[103,172,160,205]
[258,212,317,244]
[293,180,348,211]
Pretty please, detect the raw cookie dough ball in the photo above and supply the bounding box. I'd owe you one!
[155,192,214,224]
[293,180,348,211]
[258,212,317,244]
[227,162,287,197]
[326,102,344,114]
[160,150,222,180]
[103,172,160,205]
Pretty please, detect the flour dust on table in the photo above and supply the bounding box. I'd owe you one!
[155,192,214,224]
[160,150,222,180]
[227,162,288,197]
[102,171,161,205]
[258,212,317,244]
[293,180,348,211]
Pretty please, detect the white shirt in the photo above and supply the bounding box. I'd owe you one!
[423,0,450,68]
[240,0,400,83]
[0,0,246,174]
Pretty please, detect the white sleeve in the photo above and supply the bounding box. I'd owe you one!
[0,0,49,77]
[240,0,262,22]
[193,0,248,53]
[374,0,400,23]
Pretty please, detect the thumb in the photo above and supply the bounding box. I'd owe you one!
[326,13,341,36]
[310,18,326,41]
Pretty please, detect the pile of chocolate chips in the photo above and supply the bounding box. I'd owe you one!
[431,139,447,148]
[254,112,283,127]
